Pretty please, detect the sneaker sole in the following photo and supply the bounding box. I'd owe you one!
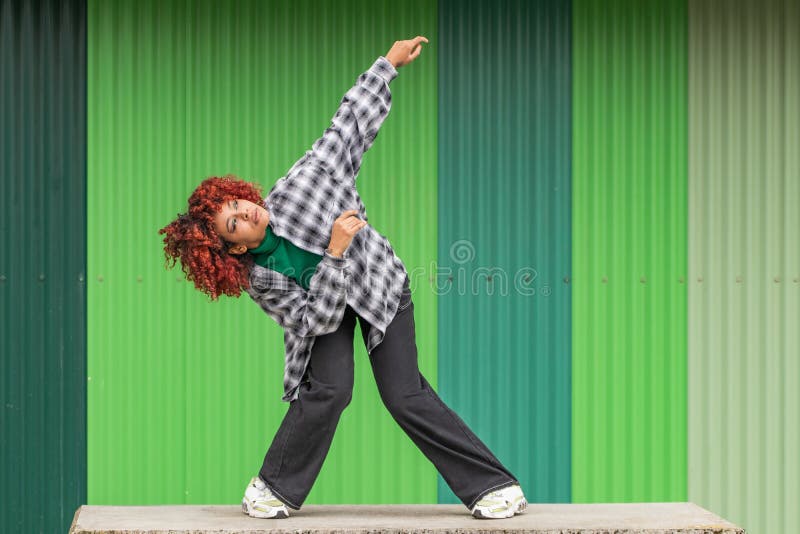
[242,497,289,519]
[471,497,527,519]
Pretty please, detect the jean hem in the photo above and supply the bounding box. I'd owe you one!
[258,474,303,510]
[466,479,520,510]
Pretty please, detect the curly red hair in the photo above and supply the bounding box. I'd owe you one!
[159,174,265,300]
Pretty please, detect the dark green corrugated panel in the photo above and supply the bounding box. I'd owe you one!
[1,0,87,532]
[437,0,572,504]
[688,1,800,532]
[572,0,688,502]
[87,0,437,506]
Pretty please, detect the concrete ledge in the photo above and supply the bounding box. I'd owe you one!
[69,502,745,534]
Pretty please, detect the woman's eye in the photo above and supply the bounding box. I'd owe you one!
[232,218,237,231]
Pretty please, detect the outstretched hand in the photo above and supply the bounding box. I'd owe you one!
[386,36,429,69]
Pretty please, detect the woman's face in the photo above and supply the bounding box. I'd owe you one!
[213,198,270,254]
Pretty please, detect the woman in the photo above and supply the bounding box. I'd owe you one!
[159,37,527,520]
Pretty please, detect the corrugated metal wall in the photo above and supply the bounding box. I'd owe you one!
[571,0,688,502]
[4,0,798,532]
[437,0,572,504]
[687,1,800,533]
[87,0,438,506]
[1,0,87,533]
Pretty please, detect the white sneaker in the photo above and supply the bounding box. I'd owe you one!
[471,483,528,519]
[241,476,290,519]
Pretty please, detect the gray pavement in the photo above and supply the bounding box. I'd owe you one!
[69,502,745,533]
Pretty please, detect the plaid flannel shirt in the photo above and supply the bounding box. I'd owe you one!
[245,56,408,403]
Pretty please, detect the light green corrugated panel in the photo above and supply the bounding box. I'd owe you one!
[572,0,688,502]
[687,1,800,532]
[88,0,437,506]
[88,0,186,504]
[437,0,573,504]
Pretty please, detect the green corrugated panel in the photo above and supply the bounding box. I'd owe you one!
[687,1,800,532]
[437,0,572,504]
[1,0,87,532]
[87,0,437,506]
[572,0,688,502]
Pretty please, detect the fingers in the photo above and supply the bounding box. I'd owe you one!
[336,209,367,233]
[345,219,367,234]
[408,36,428,60]
[410,36,428,50]
[345,217,367,228]
[337,209,359,219]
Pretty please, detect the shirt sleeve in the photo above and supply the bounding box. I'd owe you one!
[289,55,398,185]
[246,250,349,337]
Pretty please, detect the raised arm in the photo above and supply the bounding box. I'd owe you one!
[292,37,429,186]
[245,250,348,337]
[303,55,396,185]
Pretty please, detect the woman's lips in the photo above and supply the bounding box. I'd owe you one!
[253,208,259,223]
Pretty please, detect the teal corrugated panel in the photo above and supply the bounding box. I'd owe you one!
[1,0,87,532]
[688,1,800,532]
[87,0,437,506]
[437,0,572,504]
[572,0,688,502]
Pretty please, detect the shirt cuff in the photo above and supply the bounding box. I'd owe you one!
[322,249,348,269]
[372,56,399,84]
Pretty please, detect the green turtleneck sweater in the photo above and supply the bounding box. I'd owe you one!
[249,224,324,290]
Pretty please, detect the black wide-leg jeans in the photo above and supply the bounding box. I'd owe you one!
[258,275,520,511]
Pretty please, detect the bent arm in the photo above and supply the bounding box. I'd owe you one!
[246,250,348,337]
[288,56,398,185]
